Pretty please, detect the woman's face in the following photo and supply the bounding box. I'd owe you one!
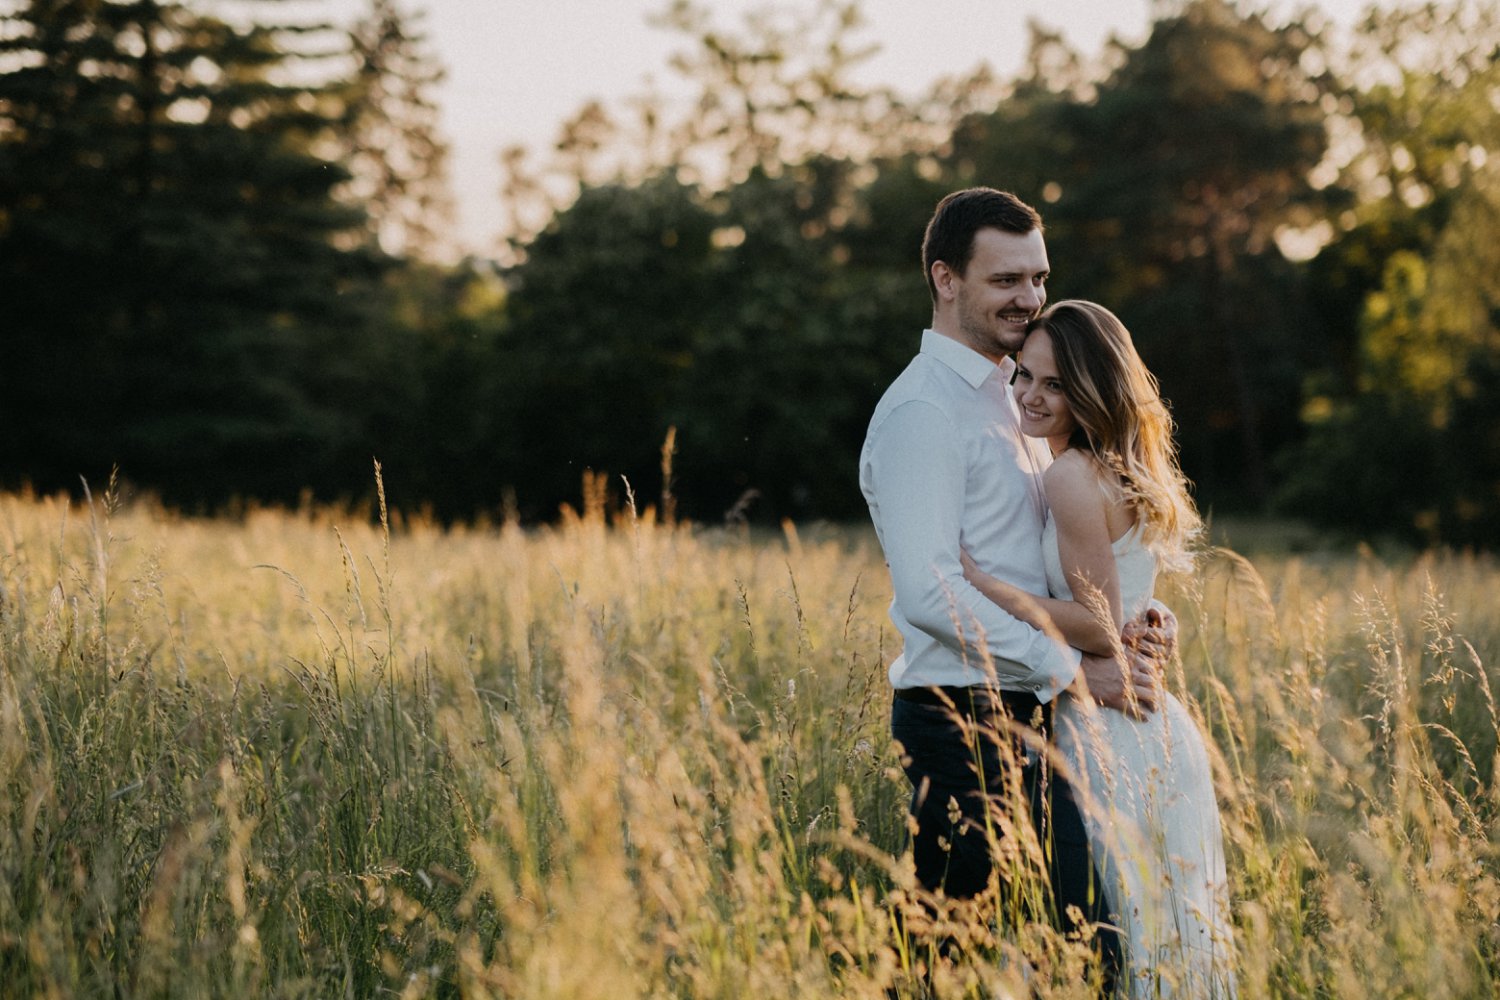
[1013,328,1078,444]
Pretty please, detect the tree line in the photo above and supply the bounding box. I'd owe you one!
[3,0,1498,545]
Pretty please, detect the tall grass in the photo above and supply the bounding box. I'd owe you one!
[0,483,1496,997]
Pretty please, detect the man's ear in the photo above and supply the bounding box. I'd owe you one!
[931,260,958,303]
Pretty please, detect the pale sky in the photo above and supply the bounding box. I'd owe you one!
[324,0,1405,255]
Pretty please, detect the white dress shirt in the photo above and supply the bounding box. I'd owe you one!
[860,329,1082,701]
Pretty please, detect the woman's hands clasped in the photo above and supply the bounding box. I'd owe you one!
[1087,604,1176,718]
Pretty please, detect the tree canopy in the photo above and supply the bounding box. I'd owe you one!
[3,0,1497,543]
[0,0,386,504]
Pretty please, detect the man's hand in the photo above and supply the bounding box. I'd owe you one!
[1122,602,1178,670]
[1078,650,1159,719]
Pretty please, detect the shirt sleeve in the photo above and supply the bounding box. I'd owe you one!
[865,399,1081,687]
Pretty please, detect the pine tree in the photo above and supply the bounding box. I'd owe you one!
[0,0,385,504]
[343,0,452,259]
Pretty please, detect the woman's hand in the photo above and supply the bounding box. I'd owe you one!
[959,548,984,585]
[1122,602,1177,668]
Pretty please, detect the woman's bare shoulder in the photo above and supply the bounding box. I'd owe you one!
[1042,448,1104,496]
[1046,449,1134,537]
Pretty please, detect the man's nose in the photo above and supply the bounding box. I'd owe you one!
[1015,283,1041,311]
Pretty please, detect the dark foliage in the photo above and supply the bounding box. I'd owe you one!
[3,0,1497,544]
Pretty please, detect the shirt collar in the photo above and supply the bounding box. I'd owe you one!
[920,329,1011,389]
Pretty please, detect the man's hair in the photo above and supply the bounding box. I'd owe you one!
[921,187,1043,302]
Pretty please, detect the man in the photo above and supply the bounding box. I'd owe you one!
[860,187,1164,979]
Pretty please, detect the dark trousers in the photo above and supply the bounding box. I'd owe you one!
[891,690,1122,984]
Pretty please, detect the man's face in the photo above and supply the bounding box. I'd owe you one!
[950,227,1049,361]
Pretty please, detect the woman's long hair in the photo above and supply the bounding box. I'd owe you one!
[1029,300,1203,572]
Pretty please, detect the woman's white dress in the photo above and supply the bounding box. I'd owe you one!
[1044,518,1237,998]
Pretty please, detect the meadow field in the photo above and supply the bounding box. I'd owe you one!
[1,479,1497,998]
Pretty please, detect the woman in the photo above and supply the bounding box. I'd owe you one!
[963,300,1236,997]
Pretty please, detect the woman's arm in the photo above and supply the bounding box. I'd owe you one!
[960,451,1124,657]
[961,451,1158,712]
[1044,452,1125,656]
[959,550,1116,656]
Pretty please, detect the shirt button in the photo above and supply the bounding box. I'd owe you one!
[1031,682,1043,692]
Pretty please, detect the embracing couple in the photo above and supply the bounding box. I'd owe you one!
[861,188,1235,997]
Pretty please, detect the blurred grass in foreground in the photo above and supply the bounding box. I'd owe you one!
[0,482,1497,997]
